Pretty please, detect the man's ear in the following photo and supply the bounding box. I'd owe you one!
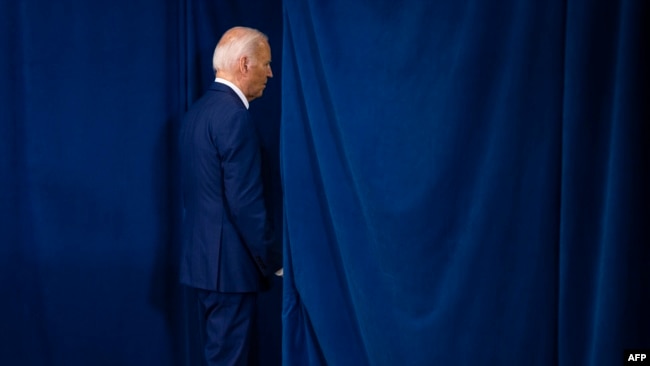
[238,56,248,74]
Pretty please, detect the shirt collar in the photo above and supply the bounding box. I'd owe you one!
[215,78,249,109]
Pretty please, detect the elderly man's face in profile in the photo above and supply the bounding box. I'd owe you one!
[243,41,273,101]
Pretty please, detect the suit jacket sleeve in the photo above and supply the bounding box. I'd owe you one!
[216,109,281,276]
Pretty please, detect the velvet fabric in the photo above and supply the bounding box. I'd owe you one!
[1,0,648,365]
[280,0,649,365]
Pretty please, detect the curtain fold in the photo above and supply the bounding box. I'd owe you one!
[559,1,650,365]
[281,0,649,365]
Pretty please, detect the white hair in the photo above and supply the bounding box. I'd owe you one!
[212,27,268,74]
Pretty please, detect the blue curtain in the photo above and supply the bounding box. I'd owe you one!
[280,1,649,365]
[1,0,282,365]
[2,0,648,365]
[560,0,650,363]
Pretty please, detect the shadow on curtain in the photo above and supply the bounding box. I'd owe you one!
[280,0,649,365]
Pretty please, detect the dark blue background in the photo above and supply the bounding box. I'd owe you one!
[1,0,648,365]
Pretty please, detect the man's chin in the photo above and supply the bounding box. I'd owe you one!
[248,92,264,102]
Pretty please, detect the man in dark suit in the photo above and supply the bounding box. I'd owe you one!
[178,26,282,366]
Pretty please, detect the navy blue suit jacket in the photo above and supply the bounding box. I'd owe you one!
[179,82,281,292]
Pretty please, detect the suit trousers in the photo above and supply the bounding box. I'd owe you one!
[197,289,258,366]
